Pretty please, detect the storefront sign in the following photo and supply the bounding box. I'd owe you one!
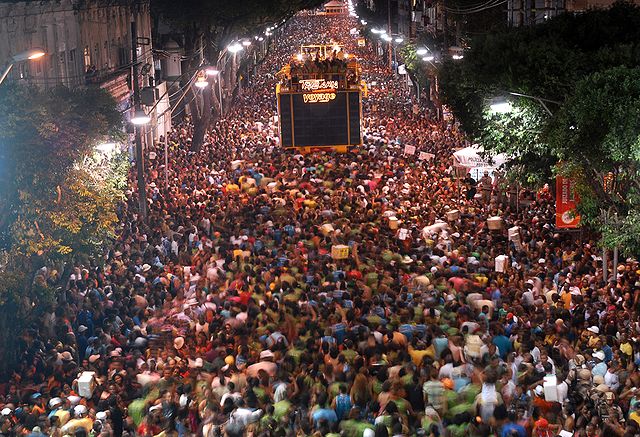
[556,176,581,228]
[300,79,339,91]
[303,92,336,103]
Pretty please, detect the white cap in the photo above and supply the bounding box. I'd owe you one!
[73,405,87,416]
[49,397,63,408]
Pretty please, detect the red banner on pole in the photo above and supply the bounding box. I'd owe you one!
[556,176,581,228]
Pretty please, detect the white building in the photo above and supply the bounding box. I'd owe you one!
[0,0,170,140]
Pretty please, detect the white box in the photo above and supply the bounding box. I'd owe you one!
[495,255,508,272]
[543,375,558,402]
[78,371,96,398]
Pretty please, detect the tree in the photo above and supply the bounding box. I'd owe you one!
[0,84,123,374]
[547,67,640,256]
[152,0,324,151]
[438,3,640,255]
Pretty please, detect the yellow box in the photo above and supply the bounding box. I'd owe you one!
[331,245,350,259]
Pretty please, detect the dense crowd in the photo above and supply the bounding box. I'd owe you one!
[4,10,640,437]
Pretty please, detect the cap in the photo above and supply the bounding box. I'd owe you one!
[73,405,87,416]
[259,350,274,360]
[49,397,63,408]
[592,350,605,361]
[587,326,600,334]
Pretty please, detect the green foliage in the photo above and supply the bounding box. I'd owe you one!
[399,44,430,93]
[438,3,640,254]
[440,1,640,142]
[601,211,640,258]
[0,84,122,260]
[153,0,323,51]
[0,83,123,375]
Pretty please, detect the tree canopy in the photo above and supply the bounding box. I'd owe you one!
[0,83,124,374]
[151,0,324,151]
[438,2,640,255]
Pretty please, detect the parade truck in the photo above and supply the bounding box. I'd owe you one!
[275,44,366,153]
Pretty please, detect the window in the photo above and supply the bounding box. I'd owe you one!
[118,46,127,66]
[83,46,91,68]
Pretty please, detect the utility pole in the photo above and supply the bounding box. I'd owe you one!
[387,0,392,70]
[131,20,147,220]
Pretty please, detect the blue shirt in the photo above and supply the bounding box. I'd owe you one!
[501,422,526,437]
[312,408,338,427]
[493,335,512,359]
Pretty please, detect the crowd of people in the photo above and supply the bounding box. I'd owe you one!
[4,9,640,437]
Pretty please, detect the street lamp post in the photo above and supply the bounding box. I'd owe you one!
[130,20,148,220]
[0,48,46,85]
[490,92,561,116]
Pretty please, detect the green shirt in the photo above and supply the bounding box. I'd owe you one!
[340,419,375,437]
[273,400,292,420]
[128,398,146,427]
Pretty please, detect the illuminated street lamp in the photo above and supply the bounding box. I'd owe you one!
[228,43,244,53]
[131,107,151,125]
[242,40,252,47]
[416,48,428,56]
[452,54,464,60]
[489,92,560,116]
[205,67,220,76]
[394,37,404,43]
[489,97,513,113]
[0,48,46,85]
[422,55,435,62]
[194,76,209,88]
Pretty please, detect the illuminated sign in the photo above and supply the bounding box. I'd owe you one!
[303,92,336,103]
[300,79,339,91]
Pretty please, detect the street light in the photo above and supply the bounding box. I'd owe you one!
[241,40,252,47]
[228,43,244,53]
[206,67,220,76]
[194,76,209,88]
[394,37,404,43]
[490,92,561,116]
[452,54,464,60]
[489,98,513,113]
[131,107,151,125]
[416,48,428,56]
[422,55,435,62]
[0,48,46,85]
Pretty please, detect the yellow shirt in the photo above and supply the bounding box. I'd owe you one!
[408,346,435,366]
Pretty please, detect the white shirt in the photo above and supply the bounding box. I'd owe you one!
[229,407,263,426]
[605,370,620,391]
[556,380,569,404]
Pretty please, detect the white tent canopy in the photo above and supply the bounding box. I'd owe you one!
[452,145,507,170]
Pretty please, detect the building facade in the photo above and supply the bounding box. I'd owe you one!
[0,0,170,141]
